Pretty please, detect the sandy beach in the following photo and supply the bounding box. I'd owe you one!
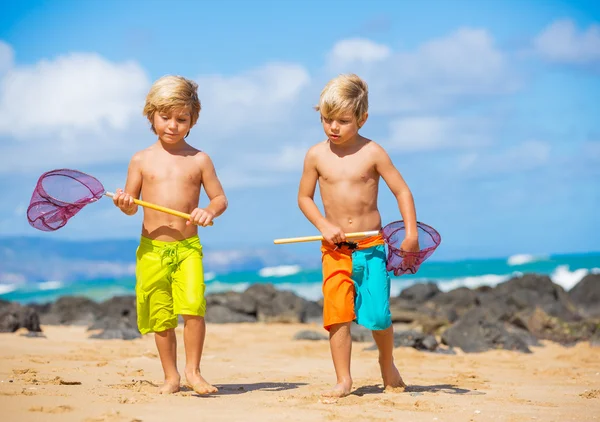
[1,323,598,422]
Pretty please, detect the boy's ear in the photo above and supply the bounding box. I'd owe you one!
[358,112,369,128]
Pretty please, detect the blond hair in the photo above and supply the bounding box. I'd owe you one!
[143,75,201,134]
[315,74,368,124]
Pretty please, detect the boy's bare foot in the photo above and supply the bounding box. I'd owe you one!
[158,376,181,394]
[185,369,218,395]
[382,364,406,393]
[321,379,352,398]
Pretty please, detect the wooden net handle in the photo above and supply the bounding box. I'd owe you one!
[273,230,380,244]
[105,192,213,227]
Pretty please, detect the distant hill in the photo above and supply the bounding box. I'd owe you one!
[0,236,318,284]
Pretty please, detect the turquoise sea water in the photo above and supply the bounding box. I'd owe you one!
[1,252,599,305]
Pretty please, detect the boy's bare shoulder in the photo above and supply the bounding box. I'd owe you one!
[188,148,213,166]
[362,138,390,159]
[305,139,329,158]
[130,146,153,165]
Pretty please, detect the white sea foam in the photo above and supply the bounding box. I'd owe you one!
[437,274,512,292]
[507,254,548,266]
[205,272,216,282]
[550,265,596,291]
[38,280,63,291]
[0,284,17,295]
[258,265,302,278]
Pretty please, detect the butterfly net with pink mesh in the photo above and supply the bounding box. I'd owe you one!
[27,169,106,232]
[382,221,441,276]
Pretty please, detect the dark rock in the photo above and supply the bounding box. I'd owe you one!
[207,291,257,315]
[303,301,323,324]
[42,296,100,325]
[398,282,440,303]
[242,284,278,306]
[89,319,141,340]
[205,305,257,323]
[388,296,450,334]
[511,307,598,345]
[569,274,600,318]
[18,306,42,332]
[479,273,580,322]
[393,330,438,351]
[0,309,19,332]
[245,284,312,323]
[293,330,328,341]
[441,307,532,353]
[88,296,139,339]
[0,302,41,333]
[351,322,372,342]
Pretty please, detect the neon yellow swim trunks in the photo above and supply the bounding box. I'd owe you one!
[135,235,206,335]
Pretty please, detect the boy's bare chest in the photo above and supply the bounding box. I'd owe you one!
[317,155,376,184]
[143,158,202,185]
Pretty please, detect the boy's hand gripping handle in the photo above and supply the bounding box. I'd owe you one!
[104,192,214,227]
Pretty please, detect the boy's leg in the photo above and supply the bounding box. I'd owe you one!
[372,326,406,392]
[135,238,180,394]
[354,244,405,391]
[323,321,353,398]
[171,238,216,394]
[154,328,181,393]
[182,315,217,394]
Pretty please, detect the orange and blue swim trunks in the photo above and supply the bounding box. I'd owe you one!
[321,234,392,331]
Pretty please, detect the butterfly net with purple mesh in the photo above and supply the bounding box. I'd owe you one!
[382,221,441,276]
[27,169,106,232]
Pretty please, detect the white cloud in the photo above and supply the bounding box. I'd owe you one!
[328,28,517,114]
[384,115,494,152]
[533,19,600,65]
[194,63,310,139]
[0,51,149,138]
[328,38,391,68]
[458,140,551,175]
[0,41,14,74]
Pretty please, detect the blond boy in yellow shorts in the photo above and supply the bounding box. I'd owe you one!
[113,75,228,395]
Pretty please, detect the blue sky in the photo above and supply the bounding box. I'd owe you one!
[0,0,599,260]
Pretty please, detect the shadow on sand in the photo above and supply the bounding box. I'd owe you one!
[352,383,485,397]
[209,382,308,396]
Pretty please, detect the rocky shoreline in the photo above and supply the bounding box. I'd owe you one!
[1,272,598,353]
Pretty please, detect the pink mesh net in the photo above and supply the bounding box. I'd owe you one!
[27,169,106,231]
[382,221,441,276]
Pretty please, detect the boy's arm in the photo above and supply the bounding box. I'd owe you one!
[113,153,143,215]
[373,144,419,249]
[189,153,227,227]
[297,147,346,244]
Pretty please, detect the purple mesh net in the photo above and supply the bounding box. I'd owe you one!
[27,169,106,231]
[382,221,441,276]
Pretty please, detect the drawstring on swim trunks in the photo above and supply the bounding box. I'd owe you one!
[334,241,359,251]
[160,243,181,272]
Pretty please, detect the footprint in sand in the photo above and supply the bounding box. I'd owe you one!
[29,405,73,413]
[109,380,158,393]
[85,410,143,422]
[580,389,600,399]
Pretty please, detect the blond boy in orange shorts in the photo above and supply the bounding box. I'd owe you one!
[298,74,420,398]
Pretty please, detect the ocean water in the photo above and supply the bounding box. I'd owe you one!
[1,252,599,305]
